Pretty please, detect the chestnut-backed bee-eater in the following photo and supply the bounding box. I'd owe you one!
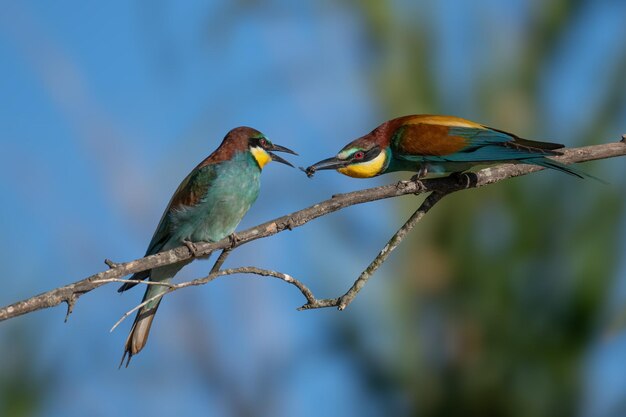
[118,126,296,366]
[305,115,591,179]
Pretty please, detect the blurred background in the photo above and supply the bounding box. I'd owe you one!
[1,1,625,416]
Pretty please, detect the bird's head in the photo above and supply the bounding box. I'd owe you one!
[247,132,297,170]
[198,127,296,172]
[212,127,297,169]
[305,130,391,179]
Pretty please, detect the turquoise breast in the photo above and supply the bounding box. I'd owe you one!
[169,151,261,244]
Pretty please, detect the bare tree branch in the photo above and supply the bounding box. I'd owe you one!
[299,190,449,311]
[210,249,232,274]
[0,139,624,322]
[99,266,314,332]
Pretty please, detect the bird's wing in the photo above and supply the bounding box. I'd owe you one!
[145,164,216,255]
[119,165,215,292]
[392,123,563,162]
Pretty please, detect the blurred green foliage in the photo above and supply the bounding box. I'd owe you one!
[0,326,53,417]
[330,2,625,416]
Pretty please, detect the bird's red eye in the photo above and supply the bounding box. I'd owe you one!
[259,138,268,147]
[354,151,365,160]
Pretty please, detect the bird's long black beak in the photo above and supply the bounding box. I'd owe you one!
[303,156,348,177]
[268,143,298,167]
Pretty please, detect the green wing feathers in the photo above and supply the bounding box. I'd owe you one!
[118,166,214,293]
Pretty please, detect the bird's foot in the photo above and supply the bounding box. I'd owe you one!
[182,240,201,257]
[405,166,429,194]
[449,171,474,188]
[410,166,429,182]
[228,233,240,249]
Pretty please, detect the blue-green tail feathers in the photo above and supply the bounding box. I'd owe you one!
[526,157,605,183]
[527,157,584,179]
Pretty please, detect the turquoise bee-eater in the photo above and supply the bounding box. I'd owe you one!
[305,115,590,179]
[118,126,296,366]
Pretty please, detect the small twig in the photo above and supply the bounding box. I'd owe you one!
[111,266,320,330]
[338,190,447,310]
[104,259,120,269]
[92,278,174,287]
[178,267,315,298]
[210,249,232,274]
[64,294,78,322]
[298,189,450,311]
[110,291,164,333]
[297,297,341,310]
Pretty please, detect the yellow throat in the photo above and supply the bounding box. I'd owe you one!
[251,146,271,169]
[337,150,387,178]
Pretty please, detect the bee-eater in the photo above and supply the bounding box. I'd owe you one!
[118,126,296,366]
[305,115,590,179]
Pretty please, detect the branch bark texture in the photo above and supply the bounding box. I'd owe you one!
[1,140,625,322]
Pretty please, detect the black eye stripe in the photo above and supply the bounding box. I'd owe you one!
[353,147,380,161]
[254,137,269,148]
